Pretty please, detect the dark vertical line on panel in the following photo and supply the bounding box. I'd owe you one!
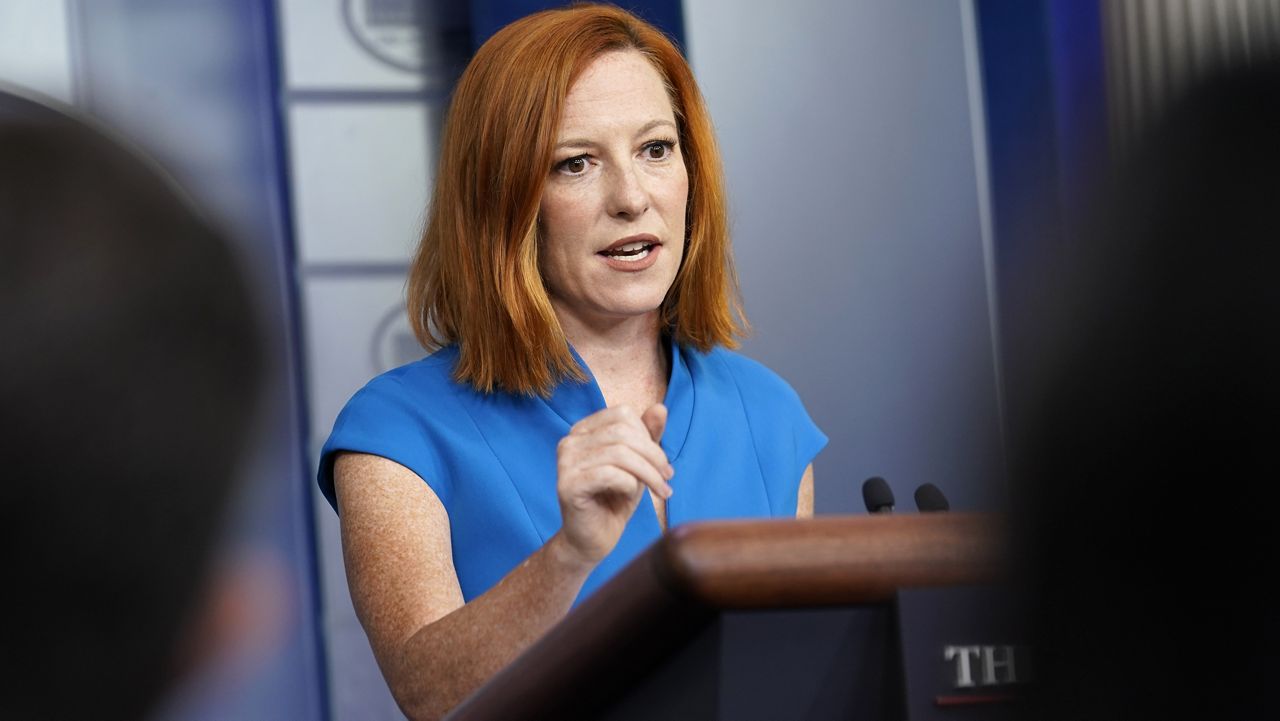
[974,0,1108,454]
[1046,0,1108,229]
[974,0,1061,283]
[468,1,686,53]
[256,0,333,718]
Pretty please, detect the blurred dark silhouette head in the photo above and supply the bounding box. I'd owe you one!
[0,95,265,720]
[1012,64,1278,720]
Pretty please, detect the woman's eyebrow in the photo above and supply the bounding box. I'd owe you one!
[555,118,678,150]
[555,137,596,150]
[633,118,677,138]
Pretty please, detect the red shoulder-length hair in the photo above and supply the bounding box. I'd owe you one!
[407,3,746,395]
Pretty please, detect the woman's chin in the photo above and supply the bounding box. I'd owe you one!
[554,296,667,328]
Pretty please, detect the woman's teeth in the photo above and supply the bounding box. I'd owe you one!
[600,242,654,261]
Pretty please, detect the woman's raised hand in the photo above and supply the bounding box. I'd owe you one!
[554,403,673,567]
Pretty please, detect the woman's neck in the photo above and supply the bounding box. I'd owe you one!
[555,306,669,410]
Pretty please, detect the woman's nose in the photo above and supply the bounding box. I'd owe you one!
[606,163,649,219]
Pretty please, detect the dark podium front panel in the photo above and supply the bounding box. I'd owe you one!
[898,585,1029,721]
[601,606,900,721]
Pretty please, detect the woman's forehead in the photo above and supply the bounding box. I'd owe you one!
[559,51,676,137]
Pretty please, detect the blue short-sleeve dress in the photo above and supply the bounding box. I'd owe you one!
[318,337,827,604]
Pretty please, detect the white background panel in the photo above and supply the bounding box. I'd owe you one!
[288,102,433,265]
[303,274,420,447]
[278,0,425,90]
[0,0,74,102]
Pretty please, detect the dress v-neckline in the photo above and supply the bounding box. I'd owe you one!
[542,335,695,530]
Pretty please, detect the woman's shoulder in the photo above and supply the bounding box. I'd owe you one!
[350,345,471,404]
[684,344,804,406]
[320,346,469,509]
[682,344,828,492]
[335,346,473,429]
[364,345,461,393]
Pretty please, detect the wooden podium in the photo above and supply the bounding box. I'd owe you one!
[446,513,1006,721]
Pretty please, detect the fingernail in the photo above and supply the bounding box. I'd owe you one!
[666,464,676,479]
[663,484,674,499]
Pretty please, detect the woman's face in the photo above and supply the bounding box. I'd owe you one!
[539,50,688,331]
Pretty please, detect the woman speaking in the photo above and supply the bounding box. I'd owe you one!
[317,5,826,718]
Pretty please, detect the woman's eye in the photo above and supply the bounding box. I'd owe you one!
[644,141,673,160]
[557,156,588,175]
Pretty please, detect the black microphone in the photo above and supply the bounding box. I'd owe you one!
[862,476,895,514]
[913,483,950,512]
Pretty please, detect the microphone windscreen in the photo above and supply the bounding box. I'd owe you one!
[861,476,895,513]
[914,483,951,512]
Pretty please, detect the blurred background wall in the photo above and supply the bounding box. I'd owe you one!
[3,0,1275,718]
